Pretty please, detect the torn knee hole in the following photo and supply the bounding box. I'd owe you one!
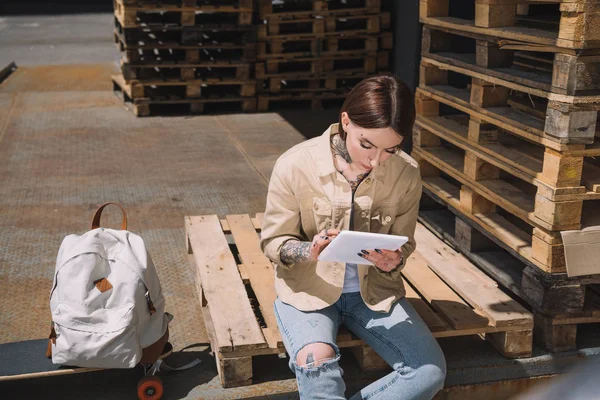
[296,343,336,367]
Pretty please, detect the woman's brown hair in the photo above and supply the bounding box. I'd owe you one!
[338,74,415,140]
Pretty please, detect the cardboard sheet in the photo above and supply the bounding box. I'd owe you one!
[561,226,600,277]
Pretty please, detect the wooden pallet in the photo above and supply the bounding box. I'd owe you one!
[258,74,364,94]
[415,55,600,273]
[113,0,253,28]
[257,32,393,60]
[184,213,533,387]
[419,56,600,146]
[114,34,256,63]
[420,0,600,49]
[418,190,600,352]
[257,13,390,40]
[414,98,600,202]
[256,53,388,79]
[419,49,600,131]
[112,74,256,116]
[114,20,256,47]
[422,25,600,98]
[412,129,600,274]
[258,0,381,19]
[113,74,255,100]
[121,60,251,81]
[412,133,600,271]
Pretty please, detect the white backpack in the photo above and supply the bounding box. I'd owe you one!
[48,203,170,368]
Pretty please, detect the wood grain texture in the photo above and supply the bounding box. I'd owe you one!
[186,215,266,353]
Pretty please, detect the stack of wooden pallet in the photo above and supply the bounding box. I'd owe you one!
[111,0,257,116]
[254,0,392,111]
[413,0,600,352]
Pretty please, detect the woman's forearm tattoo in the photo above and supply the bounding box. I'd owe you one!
[281,241,312,265]
[331,135,352,164]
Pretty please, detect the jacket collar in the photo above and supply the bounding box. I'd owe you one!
[313,123,388,181]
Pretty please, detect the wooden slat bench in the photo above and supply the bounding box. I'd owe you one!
[185,213,533,388]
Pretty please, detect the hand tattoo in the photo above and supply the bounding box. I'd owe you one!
[331,134,352,164]
[280,241,312,265]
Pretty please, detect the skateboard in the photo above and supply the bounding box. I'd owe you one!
[0,339,177,400]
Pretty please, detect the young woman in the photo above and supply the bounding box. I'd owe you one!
[260,75,446,400]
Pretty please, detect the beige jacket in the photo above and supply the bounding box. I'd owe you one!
[260,123,422,313]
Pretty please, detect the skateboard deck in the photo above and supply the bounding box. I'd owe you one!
[0,339,102,382]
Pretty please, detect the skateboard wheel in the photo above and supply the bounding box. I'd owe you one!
[137,375,163,400]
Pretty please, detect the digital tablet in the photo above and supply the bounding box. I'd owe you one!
[318,230,408,265]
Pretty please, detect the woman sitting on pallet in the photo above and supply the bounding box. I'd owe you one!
[260,75,447,400]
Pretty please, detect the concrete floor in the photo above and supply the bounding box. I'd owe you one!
[2,11,600,400]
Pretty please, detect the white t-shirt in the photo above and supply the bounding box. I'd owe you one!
[342,263,360,293]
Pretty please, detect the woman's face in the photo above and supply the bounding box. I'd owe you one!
[341,112,402,173]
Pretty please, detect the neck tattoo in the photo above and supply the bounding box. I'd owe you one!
[348,171,370,192]
[330,134,370,192]
[331,135,352,164]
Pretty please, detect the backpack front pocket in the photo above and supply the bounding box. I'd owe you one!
[51,302,141,369]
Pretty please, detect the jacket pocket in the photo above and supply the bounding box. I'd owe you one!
[51,302,141,369]
[370,208,396,234]
[312,197,333,233]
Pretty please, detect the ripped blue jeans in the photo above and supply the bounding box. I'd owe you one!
[274,293,446,400]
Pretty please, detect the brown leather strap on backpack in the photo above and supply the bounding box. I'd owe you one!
[46,324,57,359]
[91,202,128,230]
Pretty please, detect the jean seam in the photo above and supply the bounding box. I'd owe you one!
[363,373,401,400]
[274,301,296,353]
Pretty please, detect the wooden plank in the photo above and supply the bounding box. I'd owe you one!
[418,208,526,293]
[225,214,282,349]
[486,329,533,358]
[404,281,450,332]
[415,224,533,328]
[202,305,254,388]
[422,56,600,105]
[255,212,264,227]
[238,264,250,283]
[185,215,267,352]
[402,251,490,329]
[420,15,584,49]
[220,219,230,232]
[415,224,499,290]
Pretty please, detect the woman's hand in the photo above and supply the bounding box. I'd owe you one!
[309,228,340,262]
[358,248,403,272]
[280,229,340,265]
